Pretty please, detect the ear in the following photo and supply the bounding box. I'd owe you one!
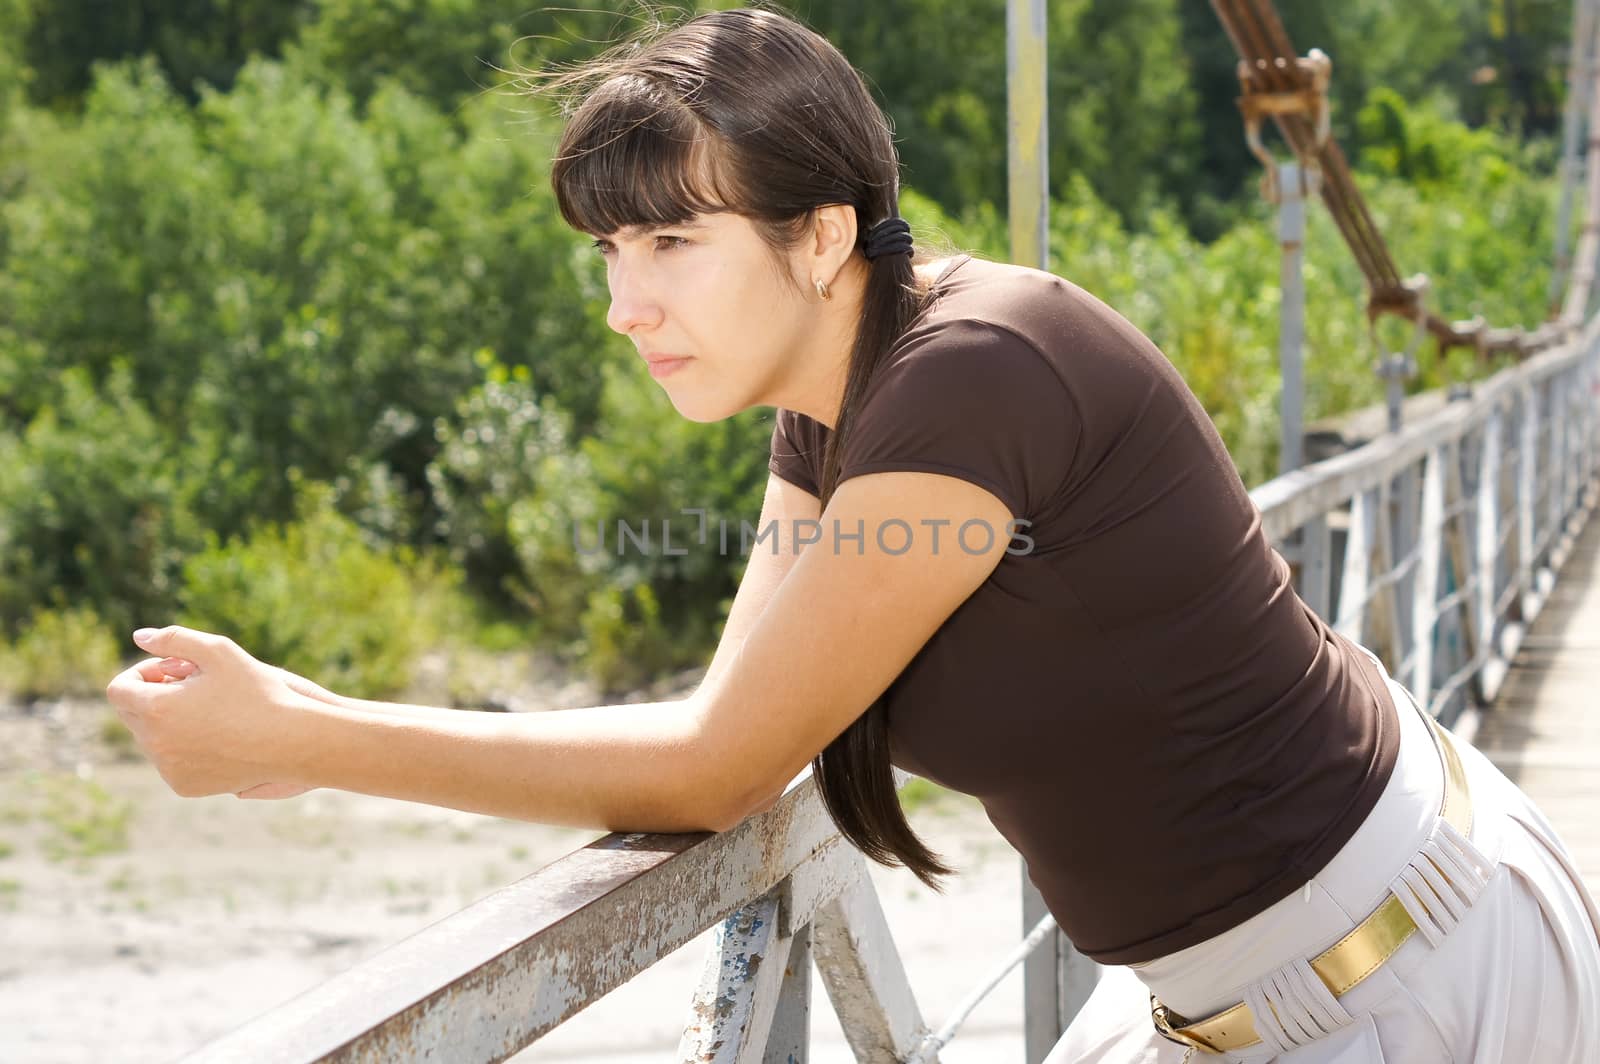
[808,203,859,285]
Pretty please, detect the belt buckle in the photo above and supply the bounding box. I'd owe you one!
[1150,993,1222,1055]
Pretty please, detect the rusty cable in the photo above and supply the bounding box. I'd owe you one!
[1207,0,1589,360]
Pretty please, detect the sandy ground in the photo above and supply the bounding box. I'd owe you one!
[0,679,1044,1063]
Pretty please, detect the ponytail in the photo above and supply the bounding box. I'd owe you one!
[811,217,955,892]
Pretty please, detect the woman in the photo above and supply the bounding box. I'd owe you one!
[105,8,1599,1061]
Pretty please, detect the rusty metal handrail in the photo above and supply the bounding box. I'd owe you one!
[181,769,938,1062]
[1251,313,1600,722]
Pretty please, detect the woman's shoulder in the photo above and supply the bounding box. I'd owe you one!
[923,255,1137,339]
[772,259,1098,517]
[885,257,1076,389]
[908,255,1175,398]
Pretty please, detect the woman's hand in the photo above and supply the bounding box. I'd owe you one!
[105,626,315,799]
[143,657,333,799]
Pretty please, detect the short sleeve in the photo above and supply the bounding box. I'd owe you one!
[768,407,824,497]
[837,320,1079,519]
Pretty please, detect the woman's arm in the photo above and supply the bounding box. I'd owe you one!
[276,473,819,726]
[151,658,468,725]
[285,693,712,831]
[684,467,1012,825]
[274,669,458,722]
[112,468,1009,834]
[699,472,821,690]
[264,472,824,829]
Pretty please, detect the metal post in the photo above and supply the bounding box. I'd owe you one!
[1020,874,1060,1061]
[1393,463,1420,677]
[1008,3,1090,1058]
[765,925,812,1064]
[1279,161,1311,476]
[1477,412,1505,700]
[1518,385,1539,615]
[1007,0,1048,273]
[1412,447,1445,708]
[1553,0,1597,309]
[1274,161,1333,619]
[1373,279,1429,435]
[1380,357,1409,434]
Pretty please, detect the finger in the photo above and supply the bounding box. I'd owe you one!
[132,657,197,683]
[108,660,200,715]
[159,657,198,679]
[132,625,234,665]
[106,665,160,712]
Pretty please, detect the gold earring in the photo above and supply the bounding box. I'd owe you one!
[814,278,831,302]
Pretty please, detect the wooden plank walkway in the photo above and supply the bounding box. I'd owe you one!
[1472,506,1600,889]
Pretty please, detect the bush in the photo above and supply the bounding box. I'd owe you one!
[0,604,123,702]
[425,353,577,607]
[0,366,201,636]
[508,361,770,692]
[178,483,467,700]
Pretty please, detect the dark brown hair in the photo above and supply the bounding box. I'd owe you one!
[538,7,953,889]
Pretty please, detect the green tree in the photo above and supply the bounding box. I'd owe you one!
[0,0,33,124]
[795,0,1200,227]
[0,368,202,635]
[508,361,771,690]
[0,54,615,543]
[1176,0,1570,238]
[20,0,309,105]
[289,0,523,106]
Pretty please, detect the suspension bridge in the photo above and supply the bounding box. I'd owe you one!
[173,1,1600,1061]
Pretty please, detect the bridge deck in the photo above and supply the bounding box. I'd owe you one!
[1472,508,1600,891]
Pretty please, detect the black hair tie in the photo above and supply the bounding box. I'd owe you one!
[863,216,914,260]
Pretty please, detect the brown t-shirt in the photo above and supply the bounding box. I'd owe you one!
[767,255,1400,964]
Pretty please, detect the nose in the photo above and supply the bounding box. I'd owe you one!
[604,259,664,336]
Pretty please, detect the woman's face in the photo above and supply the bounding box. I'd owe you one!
[594,212,817,423]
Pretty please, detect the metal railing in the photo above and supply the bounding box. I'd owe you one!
[1255,318,1600,727]
[179,756,949,1062]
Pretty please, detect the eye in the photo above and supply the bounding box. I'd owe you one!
[653,234,689,251]
[590,238,615,258]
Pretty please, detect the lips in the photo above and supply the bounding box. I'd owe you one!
[643,353,692,379]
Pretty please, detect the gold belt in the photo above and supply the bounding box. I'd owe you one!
[1150,711,1474,1056]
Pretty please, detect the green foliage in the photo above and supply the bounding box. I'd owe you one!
[0,54,611,538]
[507,362,770,691]
[20,0,307,105]
[0,367,202,635]
[0,0,33,125]
[0,2,1578,702]
[1026,92,1556,487]
[289,0,524,106]
[796,0,1200,226]
[426,354,578,607]
[1179,0,1570,237]
[178,484,467,699]
[0,605,123,702]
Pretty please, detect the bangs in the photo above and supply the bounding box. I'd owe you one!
[552,74,735,237]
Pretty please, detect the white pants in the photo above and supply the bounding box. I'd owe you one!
[1048,665,1600,1063]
